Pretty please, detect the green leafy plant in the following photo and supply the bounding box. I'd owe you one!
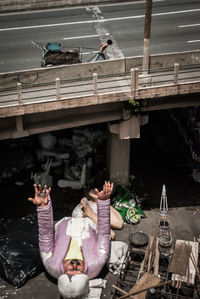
[123,99,140,115]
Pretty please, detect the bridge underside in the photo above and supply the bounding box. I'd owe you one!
[0,102,123,140]
[1,92,200,141]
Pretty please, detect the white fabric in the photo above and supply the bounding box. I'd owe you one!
[66,217,96,245]
[107,241,128,275]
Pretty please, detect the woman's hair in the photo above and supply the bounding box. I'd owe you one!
[84,188,97,201]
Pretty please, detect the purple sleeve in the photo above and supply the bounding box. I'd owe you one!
[96,199,111,262]
[37,196,54,254]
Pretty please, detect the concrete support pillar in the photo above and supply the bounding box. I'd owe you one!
[12,116,29,138]
[107,130,130,186]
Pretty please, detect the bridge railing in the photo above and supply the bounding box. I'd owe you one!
[0,63,200,108]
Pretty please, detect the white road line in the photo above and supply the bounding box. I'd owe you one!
[187,40,200,43]
[1,8,200,32]
[179,23,200,28]
[0,0,165,16]
[61,34,99,40]
[86,6,124,59]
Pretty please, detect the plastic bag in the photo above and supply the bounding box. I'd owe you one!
[112,185,147,223]
[0,214,43,288]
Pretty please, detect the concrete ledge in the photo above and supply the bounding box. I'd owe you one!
[0,58,125,88]
[125,50,200,72]
[1,50,200,89]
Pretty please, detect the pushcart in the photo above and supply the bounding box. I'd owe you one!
[40,42,82,67]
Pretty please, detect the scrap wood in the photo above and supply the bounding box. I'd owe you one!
[137,236,159,283]
[118,274,171,299]
[119,272,161,299]
[143,235,151,273]
[153,238,160,276]
[112,285,135,299]
[171,240,199,285]
[187,241,200,281]
[143,235,157,274]
[148,236,157,273]
[137,259,144,282]
[169,241,191,275]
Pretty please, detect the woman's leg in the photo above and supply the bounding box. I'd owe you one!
[86,190,124,230]
[81,198,116,240]
[110,206,124,230]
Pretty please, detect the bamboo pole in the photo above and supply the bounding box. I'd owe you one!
[112,285,135,299]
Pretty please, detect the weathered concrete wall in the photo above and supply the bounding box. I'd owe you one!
[0,0,135,12]
[1,50,200,89]
[0,58,125,88]
[125,50,200,71]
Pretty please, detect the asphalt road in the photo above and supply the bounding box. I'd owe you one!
[0,0,200,72]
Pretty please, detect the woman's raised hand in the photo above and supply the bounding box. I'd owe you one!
[28,184,51,207]
[94,181,113,201]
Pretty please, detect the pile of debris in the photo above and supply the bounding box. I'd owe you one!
[111,186,200,299]
[0,126,107,189]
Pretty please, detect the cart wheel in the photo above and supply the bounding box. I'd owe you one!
[41,60,45,67]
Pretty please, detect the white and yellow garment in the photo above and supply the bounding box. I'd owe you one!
[64,238,83,261]
[64,217,96,261]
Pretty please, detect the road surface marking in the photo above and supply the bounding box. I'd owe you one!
[1,8,200,32]
[86,6,124,59]
[179,23,200,28]
[61,34,99,40]
[187,40,200,43]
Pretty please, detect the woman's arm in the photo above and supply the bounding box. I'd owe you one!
[28,185,54,254]
[95,181,113,262]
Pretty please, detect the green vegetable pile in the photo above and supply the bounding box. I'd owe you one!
[112,185,147,224]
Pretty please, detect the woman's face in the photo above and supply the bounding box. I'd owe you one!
[63,259,84,276]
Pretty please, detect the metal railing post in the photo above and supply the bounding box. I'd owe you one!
[174,63,179,85]
[93,73,98,96]
[17,83,22,105]
[56,78,60,100]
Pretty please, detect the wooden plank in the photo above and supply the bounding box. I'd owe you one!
[169,241,191,275]
[171,240,199,285]
[125,272,160,299]
[154,238,160,276]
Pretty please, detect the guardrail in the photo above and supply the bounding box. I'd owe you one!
[0,63,200,109]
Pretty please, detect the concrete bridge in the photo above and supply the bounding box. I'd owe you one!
[0,50,200,185]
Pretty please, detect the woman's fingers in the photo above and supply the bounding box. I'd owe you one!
[38,184,42,193]
[28,197,34,202]
[110,182,113,194]
[34,184,38,195]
